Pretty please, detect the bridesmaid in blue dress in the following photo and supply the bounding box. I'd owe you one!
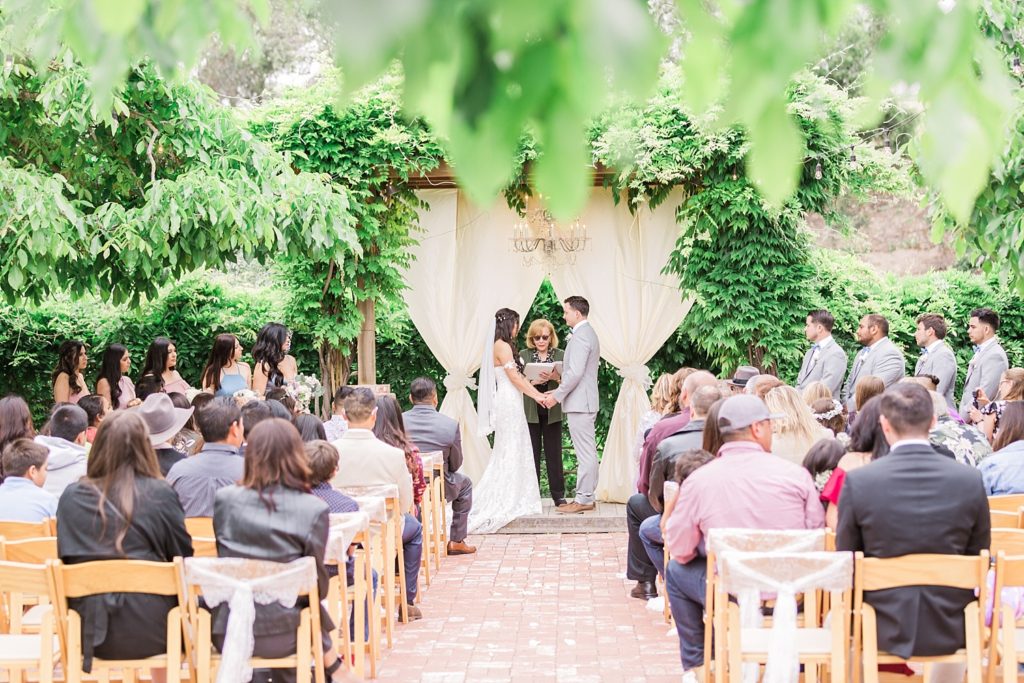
[200,334,252,397]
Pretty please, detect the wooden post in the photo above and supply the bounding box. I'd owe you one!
[357,297,376,384]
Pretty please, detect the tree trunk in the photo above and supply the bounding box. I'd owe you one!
[317,341,354,419]
[356,297,376,384]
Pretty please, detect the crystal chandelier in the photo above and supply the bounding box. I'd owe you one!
[510,200,589,267]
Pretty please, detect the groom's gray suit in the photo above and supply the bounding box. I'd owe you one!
[552,320,600,505]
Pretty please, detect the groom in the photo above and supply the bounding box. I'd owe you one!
[540,295,600,514]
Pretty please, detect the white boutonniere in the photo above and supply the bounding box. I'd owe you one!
[566,333,573,343]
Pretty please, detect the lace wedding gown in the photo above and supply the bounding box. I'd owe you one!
[468,361,543,534]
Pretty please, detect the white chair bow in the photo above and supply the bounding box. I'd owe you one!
[184,556,318,683]
[718,550,852,683]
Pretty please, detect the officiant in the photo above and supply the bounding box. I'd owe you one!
[520,319,568,507]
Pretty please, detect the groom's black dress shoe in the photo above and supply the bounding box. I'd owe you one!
[630,580,657,600]
[553,498,568,507]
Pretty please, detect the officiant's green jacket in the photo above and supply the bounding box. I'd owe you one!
[520,347,565,425]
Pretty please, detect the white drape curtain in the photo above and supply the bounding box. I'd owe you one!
[404,189,545,483]
[548,188,693,502]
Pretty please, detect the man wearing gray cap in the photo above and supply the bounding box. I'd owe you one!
[663,394,824,681]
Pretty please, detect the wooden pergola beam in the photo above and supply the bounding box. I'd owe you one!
[401,161,617,189]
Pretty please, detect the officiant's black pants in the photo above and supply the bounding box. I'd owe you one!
[528,409,565,503]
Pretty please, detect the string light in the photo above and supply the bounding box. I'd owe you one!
[1014,56,1023,77]
[814,161,823,180]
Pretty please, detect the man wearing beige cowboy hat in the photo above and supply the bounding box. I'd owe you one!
[135,393,194,475]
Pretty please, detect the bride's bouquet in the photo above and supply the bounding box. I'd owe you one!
[286,375,323,412]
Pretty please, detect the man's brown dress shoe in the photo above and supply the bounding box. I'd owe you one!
[555,502,596,514]
[447,540,477,555]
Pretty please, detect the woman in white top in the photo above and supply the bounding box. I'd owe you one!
[765,385,833,466]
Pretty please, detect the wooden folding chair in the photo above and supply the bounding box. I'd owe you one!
[341,485,409,646]
[0,560,60,683]
[0,537,57,635]
[988,495,1024,513]
[990,552,1024,683]
[183,556,325,683]
[325,513,378,679]
[417,454,437,590]
[0,520,55,542]
[717,550,852,683]
[853,551,989,683]
[431,459,449,552]
[184,517,215,538]
[190,538,218,558]
[704,528,828,683]
[991,510,1019,529]
[52,558,189,683]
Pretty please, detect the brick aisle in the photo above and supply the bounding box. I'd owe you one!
[372,533,682,682]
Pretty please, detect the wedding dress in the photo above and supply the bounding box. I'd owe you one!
[467,360,543,534]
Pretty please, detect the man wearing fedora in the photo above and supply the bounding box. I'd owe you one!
[136,393,194,475]
[727,366,760,394]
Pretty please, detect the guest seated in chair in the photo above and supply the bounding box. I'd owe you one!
[402,377,476,555]
[331,387,425,621]
[56,411,193,678]
[213,418,347,683]
[0,438,58,521]
[664,395,824,682]
[837,382,990,682]
[166,397,244,517]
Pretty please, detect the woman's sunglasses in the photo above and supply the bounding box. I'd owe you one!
[532,334,550,341]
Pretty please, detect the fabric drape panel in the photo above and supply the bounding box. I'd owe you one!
[548,188,693,503]
[405,189,545,483]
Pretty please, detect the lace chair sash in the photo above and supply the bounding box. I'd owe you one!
[717,551,853,683]
[347,495,387,524]
[419,451,443,469]
[184,556,318,683]
[706,528,826,559]
[338,484,399,501]
[326,511,370,565]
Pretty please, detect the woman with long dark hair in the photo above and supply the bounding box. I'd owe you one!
[0,395,35,479]
[820,395,887,529]
[467,308,544,533]
[52,340,89,404]
[293,413,327,442]
[95,344,136,410]
[252,323,298,396]
[373,395,427,511]
[56,411,193,675]
[138,337,190,395]
[212,418,345,682]
[201,334,251,397]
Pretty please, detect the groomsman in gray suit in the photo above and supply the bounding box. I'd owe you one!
[914,313,958,409]
[959,307,1009,416]
[841,314,906,410]
[795,309,848,398]
[542,296,600,514]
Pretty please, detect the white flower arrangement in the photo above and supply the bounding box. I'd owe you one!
[232,388,259,406]
[286,375,323,411]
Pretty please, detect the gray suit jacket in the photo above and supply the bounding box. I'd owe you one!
[552,321,600,413]
[915,341,958,408]
[841,337,906,409]
[959,339,1009,415]
[402,404,464,501]
[795,339,848,398]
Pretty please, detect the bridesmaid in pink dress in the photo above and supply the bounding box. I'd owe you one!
[138,337,191,397]
[95,344,137,410]
[52,340,89,404]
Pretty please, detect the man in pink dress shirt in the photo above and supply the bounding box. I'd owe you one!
[663,394,825,680]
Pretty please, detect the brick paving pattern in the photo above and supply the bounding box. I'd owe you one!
[373,533,682,682]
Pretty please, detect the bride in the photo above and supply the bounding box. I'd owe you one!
[468,308,545,534]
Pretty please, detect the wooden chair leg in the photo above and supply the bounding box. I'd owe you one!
[1003,605,1017,683]
[965,602,982,683]
[296,609,312,683]
[862,606,880,683]
[431,478,444,571]
[379,526,395,648]
[395,518,409,625]
[726,604,742,683]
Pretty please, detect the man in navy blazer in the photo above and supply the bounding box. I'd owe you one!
[837,383,989,680]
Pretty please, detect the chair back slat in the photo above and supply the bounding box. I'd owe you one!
[991,529,1024,557]
[0,559,53,596]
[988,494,1024,513]
[0,536,58,564]
[185,517,215,537]
[718,551,853,593]
[857,552,988,591]
[0,519,54,540]
[56,559,183,598]
[991,509,1019,529]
